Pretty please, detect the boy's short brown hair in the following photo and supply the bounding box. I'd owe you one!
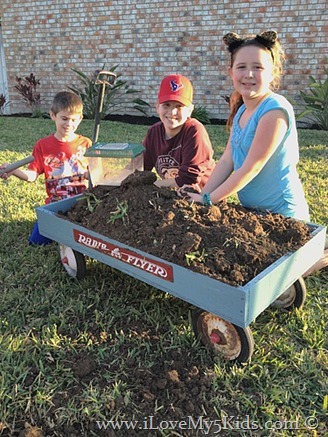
[51,91,83,115]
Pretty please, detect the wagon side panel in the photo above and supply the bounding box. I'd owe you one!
[243,224,326,325]
[36,200,249,327]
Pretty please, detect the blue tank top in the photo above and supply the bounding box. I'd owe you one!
[231,93,310,221]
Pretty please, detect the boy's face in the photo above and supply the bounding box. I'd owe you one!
[50,110,83,140]
[156,101,194,138]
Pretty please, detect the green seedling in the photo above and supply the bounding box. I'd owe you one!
[78,192,102,212]
[108,200,128,224]
[222,236,242,249]
[185,248,208,266]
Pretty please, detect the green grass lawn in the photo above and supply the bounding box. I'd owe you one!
[0,116,327,436]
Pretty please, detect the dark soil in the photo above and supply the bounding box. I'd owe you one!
[60,171,311,287]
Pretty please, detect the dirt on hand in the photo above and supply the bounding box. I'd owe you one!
[60,171,311,286]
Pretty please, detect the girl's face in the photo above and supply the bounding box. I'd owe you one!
[229,45,275,100]
[156,101,194,138]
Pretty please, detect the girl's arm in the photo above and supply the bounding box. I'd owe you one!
[186,138,234,202]
[201,140,234,194]
[205,109,288,203]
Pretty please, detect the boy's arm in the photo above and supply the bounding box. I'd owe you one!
[0,166,38,182]
[186,139,234,202]
[200,138,234,194]
[154,178,178,188]
[176,122,214,187]
[0,155,38,181]
[142,135,155,171]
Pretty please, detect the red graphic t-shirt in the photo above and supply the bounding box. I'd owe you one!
[28,134,92,203]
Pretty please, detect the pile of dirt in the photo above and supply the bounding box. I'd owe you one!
[59,171,311,286]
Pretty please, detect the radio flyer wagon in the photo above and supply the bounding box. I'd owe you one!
[36,71,326,363]
[36,199,325,363]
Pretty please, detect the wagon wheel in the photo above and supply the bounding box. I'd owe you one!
[58,244,86,280]
[271,277,307,311]
[192,308,254,363]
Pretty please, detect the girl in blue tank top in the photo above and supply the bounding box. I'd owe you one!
[185,30,327,274]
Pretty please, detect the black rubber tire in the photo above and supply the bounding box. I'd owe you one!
[58,244,87,280]
[192,308,254,363]
[271,277,307,311]
[288,277,307,310]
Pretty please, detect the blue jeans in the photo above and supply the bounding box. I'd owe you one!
[29,221,53,246]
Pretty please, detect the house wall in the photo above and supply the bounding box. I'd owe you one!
[0,25,10,114]
[1,0,327,119]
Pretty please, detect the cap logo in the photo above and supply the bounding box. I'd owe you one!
[170,80,183,93]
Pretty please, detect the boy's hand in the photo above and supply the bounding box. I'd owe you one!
[0,156,35,179]
[177,183,201,198]
[0,163,12,179]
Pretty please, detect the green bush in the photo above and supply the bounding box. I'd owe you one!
[191,105,211,124]
[68,66,150,120]
[298,65,328,130]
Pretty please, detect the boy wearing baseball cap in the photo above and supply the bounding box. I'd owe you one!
[142,74,215,190]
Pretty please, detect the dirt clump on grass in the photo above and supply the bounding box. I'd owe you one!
[59,171,311,286]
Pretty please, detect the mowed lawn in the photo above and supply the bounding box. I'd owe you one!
[0,116,327,436]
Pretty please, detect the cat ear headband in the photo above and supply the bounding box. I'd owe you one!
[223,31,277,59]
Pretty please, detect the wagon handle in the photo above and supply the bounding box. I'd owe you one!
[0,155,34,177]
[92,70,117,145]
[95,70,117,87]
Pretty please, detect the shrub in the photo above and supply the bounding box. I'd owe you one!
[191,105,211,124]
[298,65,328,130]
[14,73,42,117]
[0,93,9,115]
[68,66,150,120]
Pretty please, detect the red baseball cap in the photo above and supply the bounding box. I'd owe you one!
[158,74,193,106]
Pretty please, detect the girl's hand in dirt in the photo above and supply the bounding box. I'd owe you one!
[187,191,203,203]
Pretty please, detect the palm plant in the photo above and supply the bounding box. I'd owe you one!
[298,65,328,130]
[191,105,211,124]
[68,65,150,120]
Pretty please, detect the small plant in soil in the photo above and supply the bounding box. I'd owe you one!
[108,199,129,225]
[222,236,243,249]
[79,192,102,212]
[185,248,208,266]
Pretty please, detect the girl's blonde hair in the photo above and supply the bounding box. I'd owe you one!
[223,31,285,130]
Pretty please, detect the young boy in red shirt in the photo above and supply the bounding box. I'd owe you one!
[143,74,215,191]
[0,91,91,244]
